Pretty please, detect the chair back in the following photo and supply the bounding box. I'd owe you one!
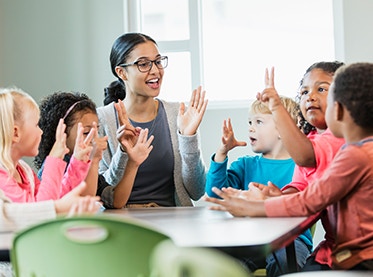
[150,240,252,277]
[11,215,170,277]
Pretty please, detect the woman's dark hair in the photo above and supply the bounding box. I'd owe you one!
[103,33,157,105]
[296,61,345,135]
[332,62,373,129]
[34,92,97,170]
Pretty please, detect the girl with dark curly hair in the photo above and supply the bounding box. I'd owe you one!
[35,92,154,208]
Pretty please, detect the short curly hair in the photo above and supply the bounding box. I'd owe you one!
[332,62,373,129]
[34,92,97,170]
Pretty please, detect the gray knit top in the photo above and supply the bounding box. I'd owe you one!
[97,100,206,207]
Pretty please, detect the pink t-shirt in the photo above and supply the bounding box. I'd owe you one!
[0,156,90,203]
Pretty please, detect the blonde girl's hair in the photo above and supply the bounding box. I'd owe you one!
[250,96,299,124]
[0,87,39,177]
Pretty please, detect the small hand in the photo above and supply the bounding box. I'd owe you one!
[49,118,69,159]
[177,86,208,136]
[55,182,101,215]
[73,123,94,162]
[249,181,282,197]
[90,122,108,162]
[256,67,283,112]
[203,187,252,217]
[219,118,247,155]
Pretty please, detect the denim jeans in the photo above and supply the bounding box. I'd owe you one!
[265,237,311,277]
[240,237,311,277]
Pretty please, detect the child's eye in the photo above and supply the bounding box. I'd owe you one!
[248,120,252,126]
[300,89,308,96]
[83,132,90,136]
[256,120,263,125]
[318,87,328,93]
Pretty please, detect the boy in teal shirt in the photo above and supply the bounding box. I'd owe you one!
[205,97,312,276]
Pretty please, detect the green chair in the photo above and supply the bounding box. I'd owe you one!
[150,239,253,277]
[11,215,170,277]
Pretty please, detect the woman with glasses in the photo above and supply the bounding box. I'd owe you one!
[97,33,208,208]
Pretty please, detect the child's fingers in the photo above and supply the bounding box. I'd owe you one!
[265,67,275,88]
[83,125,96,145]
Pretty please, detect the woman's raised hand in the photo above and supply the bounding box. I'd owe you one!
[177,86,208,136]
[114,99,140,149]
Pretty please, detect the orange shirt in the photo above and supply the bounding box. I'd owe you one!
[265,137,373,269]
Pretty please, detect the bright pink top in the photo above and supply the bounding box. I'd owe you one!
[265,137,373,269]
[280,129,345,267]
[0,156,90,203]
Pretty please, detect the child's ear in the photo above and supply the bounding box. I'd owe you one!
[335,101,344,121]
[115,66,128,81]
[13,125,21,143]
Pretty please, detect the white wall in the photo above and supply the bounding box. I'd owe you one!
[0,0,124,106]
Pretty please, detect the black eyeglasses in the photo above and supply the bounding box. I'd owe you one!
[118,56,168,73]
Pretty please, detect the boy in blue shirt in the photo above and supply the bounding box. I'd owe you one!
[205,97,312,276]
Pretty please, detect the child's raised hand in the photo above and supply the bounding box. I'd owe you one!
[256,67,283,112]
[72,122,95,162]
[91,122,108,162]
[121,128,154,166]
[219,118,247,154]
[177,86,208,136]
[49,118,69,159]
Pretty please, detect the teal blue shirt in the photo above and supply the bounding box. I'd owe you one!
[205,154,313,251]
[206,154,295,197]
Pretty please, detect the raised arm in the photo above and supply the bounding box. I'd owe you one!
[84,122,108,196]
[257,67,316,167]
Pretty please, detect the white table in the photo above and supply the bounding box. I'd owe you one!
[1,206,317,273]
[105,206,317,272]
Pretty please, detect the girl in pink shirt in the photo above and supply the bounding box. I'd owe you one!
[0,87,93,203]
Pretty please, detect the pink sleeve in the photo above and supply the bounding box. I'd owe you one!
[281,165,308,192]
[36,156,66,201]
[281,129,345,193]
[60,156,90,197]
[309,129,345,179]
